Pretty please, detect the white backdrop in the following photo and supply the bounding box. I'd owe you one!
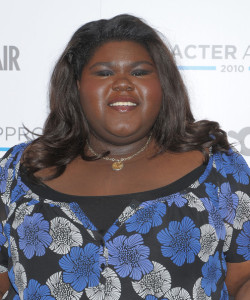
[1,0,250,164]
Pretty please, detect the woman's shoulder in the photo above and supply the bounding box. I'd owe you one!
[0,142,30,162]
[0,142,30,180]
[0,143,32,209]
[212,146,250,183]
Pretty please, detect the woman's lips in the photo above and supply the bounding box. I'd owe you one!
[108,98,138,112]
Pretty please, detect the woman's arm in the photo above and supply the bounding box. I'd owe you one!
[0,272,10,299]
[225,261,250,298]
[235,279,250,300]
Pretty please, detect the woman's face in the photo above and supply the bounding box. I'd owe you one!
[78,40,162,145]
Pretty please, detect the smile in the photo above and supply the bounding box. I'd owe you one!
[109,102,137,106]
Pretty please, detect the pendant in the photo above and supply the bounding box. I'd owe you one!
[112,161,124,171]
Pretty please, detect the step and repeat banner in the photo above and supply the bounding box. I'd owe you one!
[1,0,250,164]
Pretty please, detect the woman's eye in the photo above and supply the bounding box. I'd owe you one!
[95,70,113,77]
[131,70,151,77]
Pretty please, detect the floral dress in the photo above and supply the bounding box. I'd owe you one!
[0,143,249,300]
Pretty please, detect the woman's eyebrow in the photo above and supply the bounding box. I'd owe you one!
[89,60,154,70]
[89,62,113,70]
[130,61,155,68]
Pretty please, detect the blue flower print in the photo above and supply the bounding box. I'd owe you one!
[11,142,29,157]
[0,223,7,248]
[215,150,250,184]
[105,224,119,241]
[145,296,158,300]
[98,246,106,269]
[221,253,227,273]
[145,296,169,300]
[236,221,250,260]
[0,165,9,193]
[69,202,97,230]
[9,143,29,177]
[4,222,11,240]
[160,193,187,207]
[201,251,222,296]
[225,151,250,184]
[107,234,153,280]
[219,182,238,224]
[3,223,11,256]
[220,283,228,300]
[157,217,200,266]
[201,197,226,239]
[0,152,13,186]
[126,201,166,234]
[199,156,213,184]
[27,199,39,206]
[205,183,219,207]
[23,279,55,299]
[8,267,18,292]
[10,180,29,203]
[214,152,227,178]
[17,213,52,259]
[59,244,100,292]
[14,145,28,166]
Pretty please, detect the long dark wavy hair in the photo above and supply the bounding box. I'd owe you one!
[22,14,230,181]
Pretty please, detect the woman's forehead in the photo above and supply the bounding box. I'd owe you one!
[85,40,153,66]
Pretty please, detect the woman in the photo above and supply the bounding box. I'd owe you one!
[0,14,249,300]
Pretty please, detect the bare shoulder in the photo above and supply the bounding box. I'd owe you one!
[158,149,205,172]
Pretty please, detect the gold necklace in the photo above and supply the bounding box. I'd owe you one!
[86,135,152,171]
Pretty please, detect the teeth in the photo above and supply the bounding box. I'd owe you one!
[110,102,137,106]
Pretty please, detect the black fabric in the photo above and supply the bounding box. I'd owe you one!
[20,164,206,233]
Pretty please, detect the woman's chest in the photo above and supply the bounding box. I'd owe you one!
[6,185,227,299]
[41,150,205,197]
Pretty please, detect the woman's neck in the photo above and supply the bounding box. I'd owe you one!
[86,134,155,158]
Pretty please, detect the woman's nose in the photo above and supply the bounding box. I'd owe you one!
[112,77,134,91]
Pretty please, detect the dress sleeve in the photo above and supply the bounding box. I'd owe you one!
[0,143,28,273]
[216,148,250,263]
[0,148,14,273]
[0,222,8,273]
